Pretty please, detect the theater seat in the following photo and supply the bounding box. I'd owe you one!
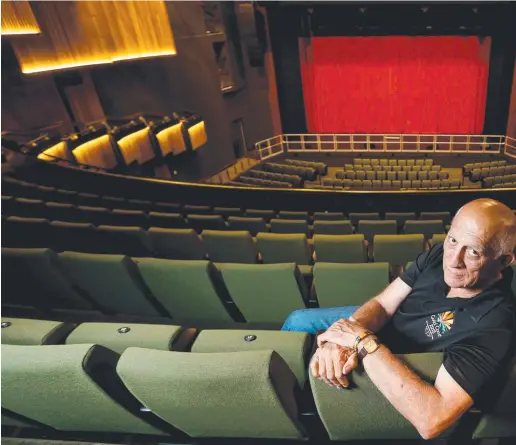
[404,220,445,240]
[147,228,205,260]
[183,205,212,215]
[192,330,312,386]
[313,212,346,221]
[126,199,152,212]
[117,348,306,438]
[110,209,149,228]
[245,209,277,221]
[419,211,452,225]
[76,193,101,207]
[202,230,258,263]
[2,217,53,248]
[2,344,167,435]
[313,220,353,235]
[256,233,312,266]
[270,219,309,236]
[13,198,45,218]
[57,252,163,317]
[78,206,114,226]
[49,221,99,253]
[148,212,187,229]
[313,234,366,263]
[429,233,447,247]
[44,202,81,223]
[385,212,416,230]
[151,201,183,213]
[311,352,445,440]
[313,262,389,307]
[133,258,234,323]
[187,214,226,233]
[217,263,308,324]
[101,196,126,210]
[349,212,380,226]
[2,248,93,311]
[227,216,267,236]
[96,226,153,257]
[1,318,75,345]
[213,207,243,218]
[357,220,397,246]
[278,210,309,222]
[66,322,191,353]
[373,235,425,275]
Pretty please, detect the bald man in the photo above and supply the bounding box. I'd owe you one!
[283,199,516,439]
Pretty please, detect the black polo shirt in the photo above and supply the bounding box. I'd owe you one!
[379,244,515,405]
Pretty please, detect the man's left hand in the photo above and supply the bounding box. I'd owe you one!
[317,318,370,349]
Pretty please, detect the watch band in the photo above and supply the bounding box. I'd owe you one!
[353,331,373,351]
[358,336,380,360]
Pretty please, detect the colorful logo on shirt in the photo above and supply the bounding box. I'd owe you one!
[424,311,455,340]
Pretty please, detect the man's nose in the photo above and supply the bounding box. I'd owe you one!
[447,248,465,267]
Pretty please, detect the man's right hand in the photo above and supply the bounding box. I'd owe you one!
[310,342,359,388]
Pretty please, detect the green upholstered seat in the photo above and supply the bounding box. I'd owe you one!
[313,212,346,221]
[187,214,226,233]
[96,225,153,257]
[1,344,166,435]
[217,263,308,323]
[117,348,306,439]
[77,206,114,226]
[147,228,205,260]
[183,204,212,215]
[1,413,38,428]
[313,234,366,263]
[357,220,397,244]
[373,234,425,269]
[134,258,233,323]
[213,207,243,218]
[385,212,417,230]
[3,216,53,249]
[109,209,149,227]
[57,252,162,317]
[429,233,447,247]
[278,211,309,222]
[256,233,312,265]
[2,248,92,310]
[419,211,452,225]
[404,220,445,240]
[314,262,390,307]
[192,330,312,386]
[49,221,100,253]
[245,209,277,221]
[1,318,75,345]
[311,353,451,440]
[313,220,353,235]
[348,212,380,226]
[270,219,309,235]
[227,216,267,236]
[66,322,185,354]
[148,212,187,229]
[201,230,258,263]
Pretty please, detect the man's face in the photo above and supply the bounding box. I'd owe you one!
[443,212,502,290]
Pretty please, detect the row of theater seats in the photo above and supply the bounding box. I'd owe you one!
[470,165,516,182]
[244,169,304,187]
[2,317,514,441]
[482,174,516,188]
[320,178,459,190]
[336,169,449,181]
[344,164,441,172]
[3,216,447,266]
[233,176,292,188]
[352,158,434,166]
[262,162,319,180]
[284,158,327,174]
[463,159,507,174]
[3,247,417,321]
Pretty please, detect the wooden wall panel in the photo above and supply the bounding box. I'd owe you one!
[1,0,40,35]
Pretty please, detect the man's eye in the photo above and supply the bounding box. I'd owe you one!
[448,237,457,245]
[469,249,480,257]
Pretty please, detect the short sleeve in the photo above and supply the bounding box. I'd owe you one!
[400,243,442,287]
[443,323,514,399]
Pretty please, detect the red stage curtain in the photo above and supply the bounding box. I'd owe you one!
[300,36,490,134]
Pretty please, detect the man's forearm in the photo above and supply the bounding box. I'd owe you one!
[361,345,459,439]
[349,298,390,332]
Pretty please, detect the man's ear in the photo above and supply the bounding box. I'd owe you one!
[499,253,515,268]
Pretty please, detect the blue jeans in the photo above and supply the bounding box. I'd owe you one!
[281,306,359,334]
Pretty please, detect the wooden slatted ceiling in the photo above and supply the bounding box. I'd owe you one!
[10,1,176,74]
[1,0,40,35]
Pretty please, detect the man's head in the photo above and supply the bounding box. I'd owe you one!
[443,198,516,293]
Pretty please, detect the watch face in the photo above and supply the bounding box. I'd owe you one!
[364,338,378,353]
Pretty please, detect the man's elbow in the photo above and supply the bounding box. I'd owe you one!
[417,419,448,440]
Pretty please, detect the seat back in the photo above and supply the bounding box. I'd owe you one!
[314,262,389,307]
[213,207,243,218]
[404,220,445,240]
[217,263,308,323]
[419,211,452,225]
[227,216,267,236]
[117,348,305,438]
[278,211,309,222]
[313,234,366,263]
[110,209,149,228]
[313,220,353,235]
[256,233,312,265]
[44,202,81,223]
[2,248,92,310]
[96,226,153,257]
[348,212,380,226]
[357,220,397,243]
[202,230,258,263]
[183,205,212,215]
[1,344,165,435]
[57,252,162,316]
[134,258,234,322]
[373,235,425,269]
[3,217,53,249]
[147,228,205,260]
[78,206,114,226]
[313,212,345,221]
[1,317,75,345]
[270,219,309,235]
[148,212,187,229]
[50,221,100,253]
[245,209,276,221]
[385,212,416,229]
[187,214,226,233]
[429,233,447,247]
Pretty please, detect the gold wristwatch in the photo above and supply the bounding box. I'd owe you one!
[358,336,380,360]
